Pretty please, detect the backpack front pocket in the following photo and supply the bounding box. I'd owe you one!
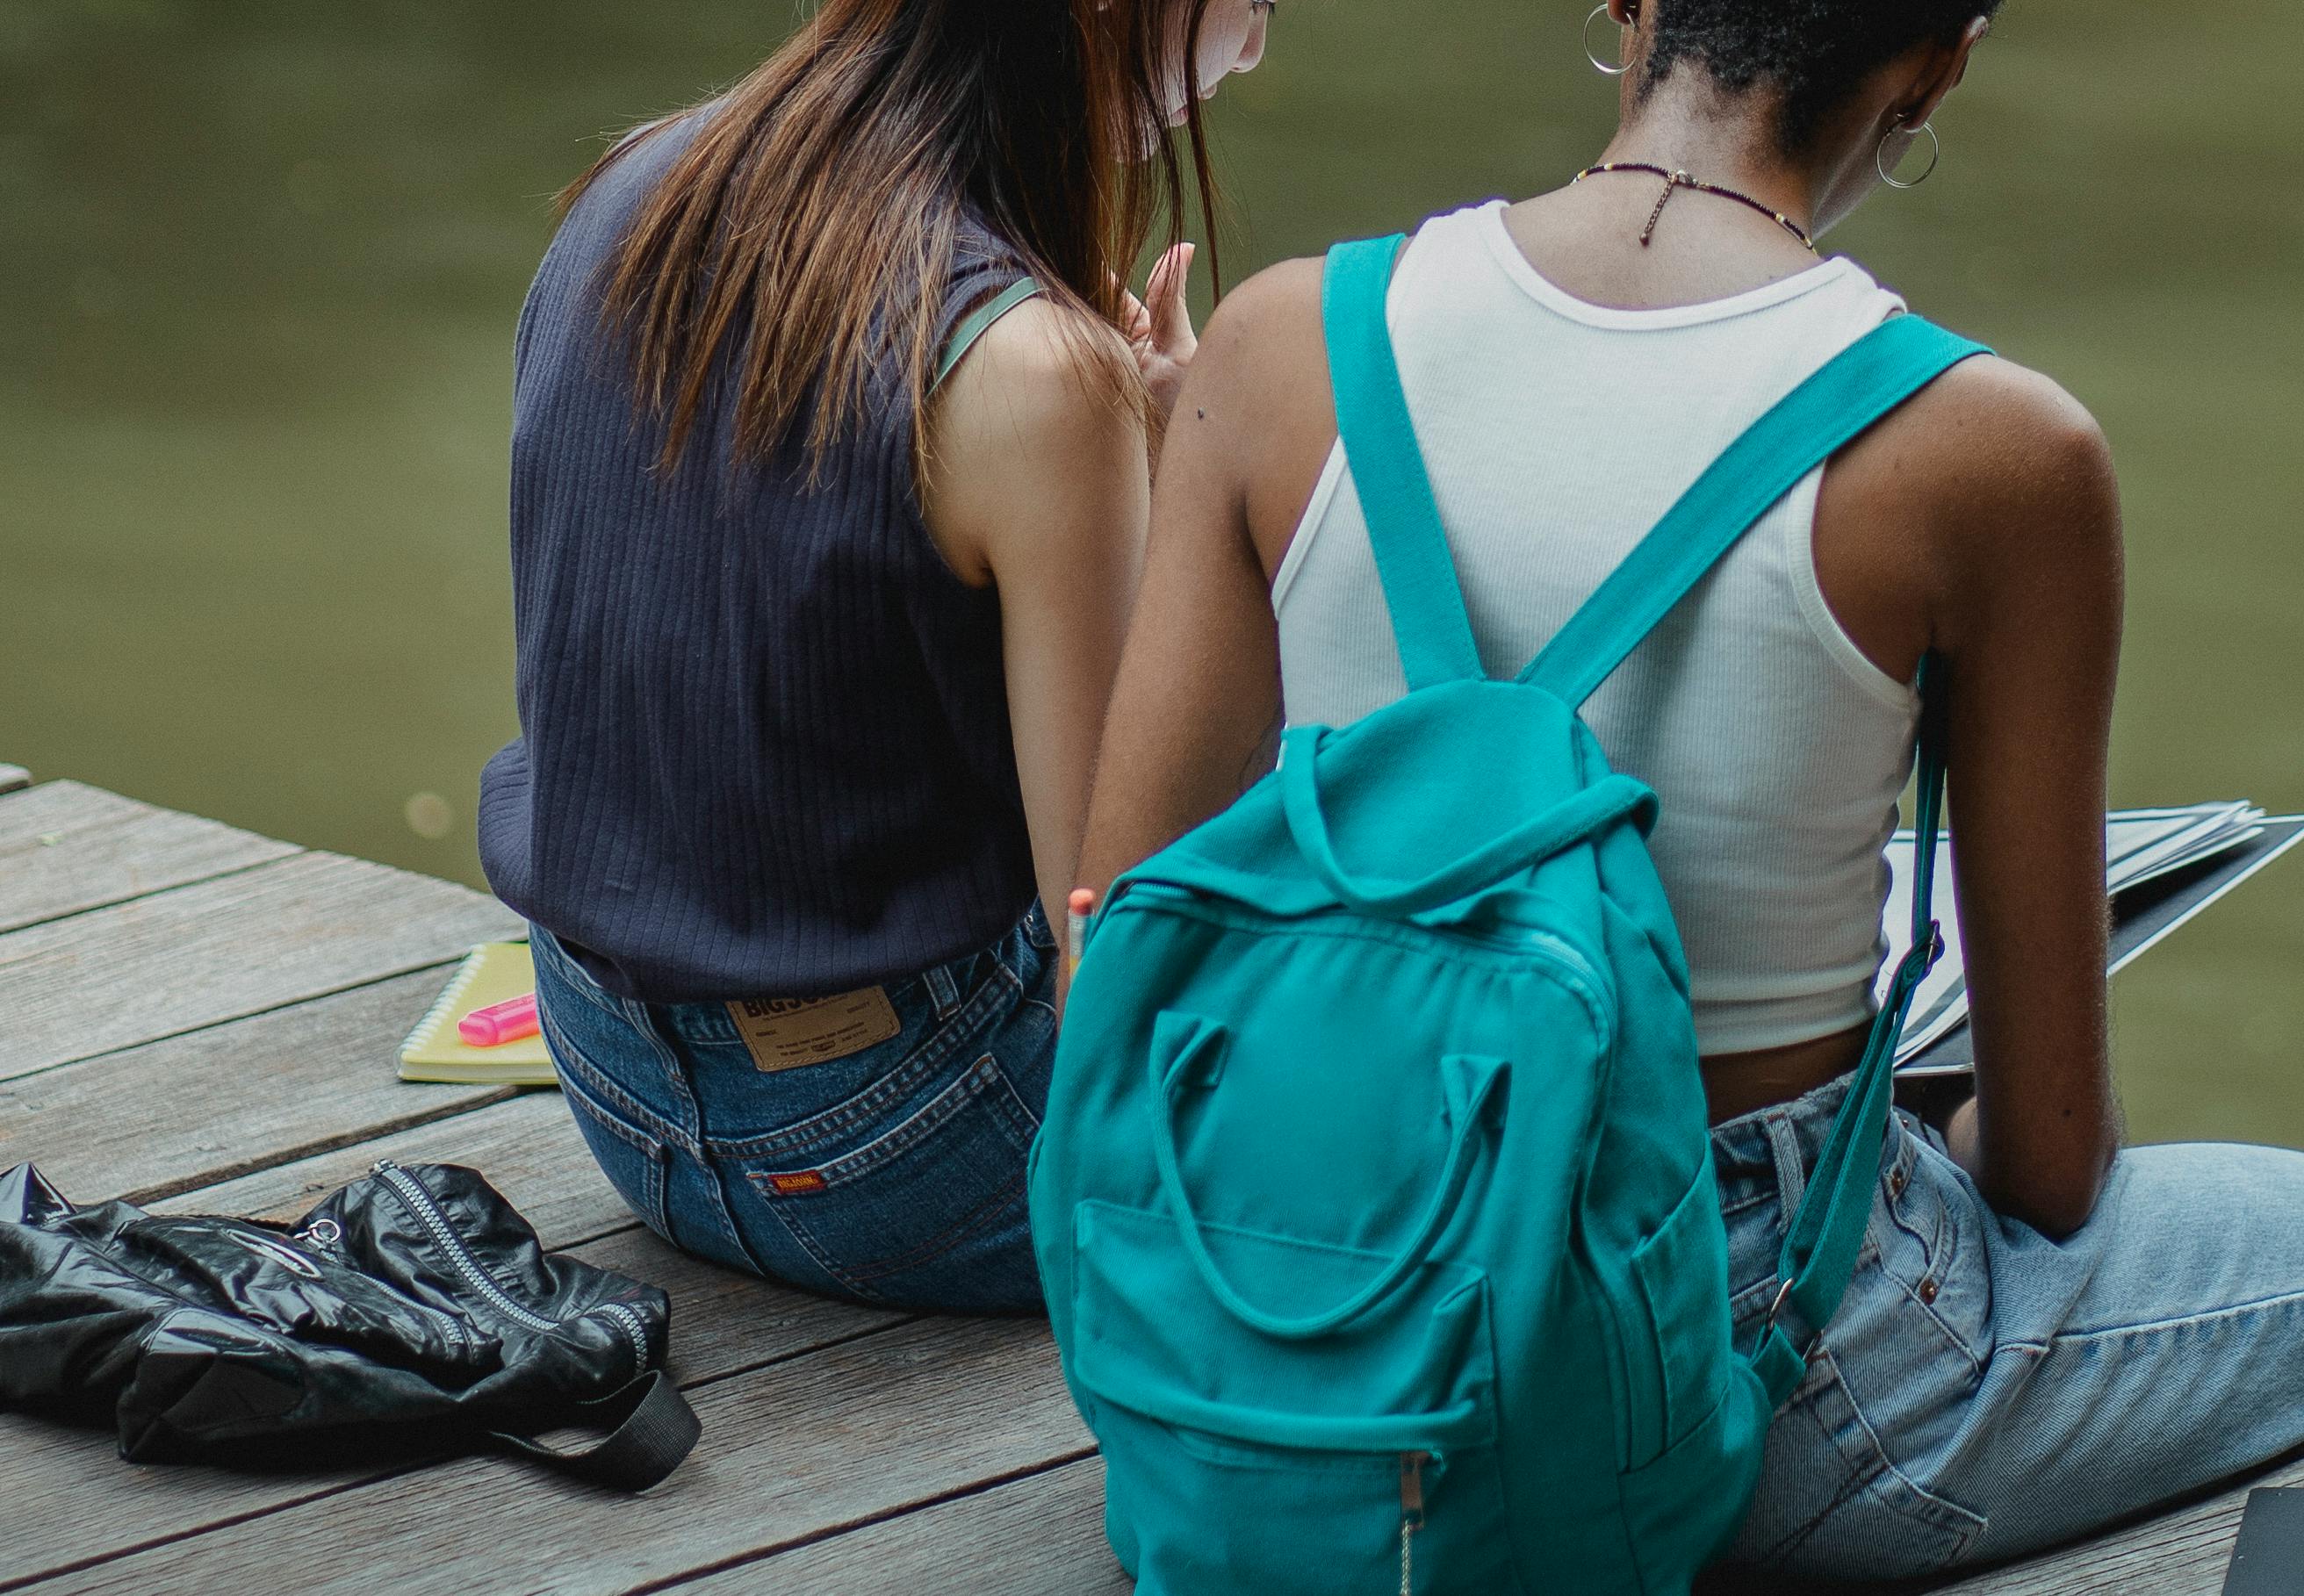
[1071,1200,1520,1595]
[1623,1160,1737,1467]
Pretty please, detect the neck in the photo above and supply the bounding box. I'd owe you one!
[1597,90,1820,237]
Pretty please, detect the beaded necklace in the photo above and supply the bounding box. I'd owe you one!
[1573,162,1817,254]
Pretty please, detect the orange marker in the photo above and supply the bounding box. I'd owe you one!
[1067,888,1098,974]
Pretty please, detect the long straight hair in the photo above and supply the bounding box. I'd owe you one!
[565,0,1221,478]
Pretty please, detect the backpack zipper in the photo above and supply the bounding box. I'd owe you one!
[1398,1450,1429,1595]
[370,1161,646,1377]
[1112,883,1612,1007]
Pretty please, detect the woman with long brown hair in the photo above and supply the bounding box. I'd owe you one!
[479,0,1271,1311]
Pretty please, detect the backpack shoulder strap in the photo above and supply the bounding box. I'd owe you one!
[1321,235,1487,691]
[1748,653,1952,1404]
[1517,314,1991,707]
[1505,312,1988,1404]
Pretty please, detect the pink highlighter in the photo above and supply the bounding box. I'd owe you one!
[459,992,540,1048]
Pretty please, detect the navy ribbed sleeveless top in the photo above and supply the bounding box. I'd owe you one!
[478,115,1037,1002]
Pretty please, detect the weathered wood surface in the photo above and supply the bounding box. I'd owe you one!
[0,780,298,934]
[680,1456,1129,1594]
[0,1226,910,1587]
[1933,1459,2304,1595]
[0,849,521,1082]
[0,778,2286,1596]
[0,969,508,1201]
[47,1319,1092,1596]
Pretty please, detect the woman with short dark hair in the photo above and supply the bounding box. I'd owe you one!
[482,0,1271,1313]
[1073,0,2304,1578]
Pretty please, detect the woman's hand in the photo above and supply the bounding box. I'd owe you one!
[1120,242,1199,425]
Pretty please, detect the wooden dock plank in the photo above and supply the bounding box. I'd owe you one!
[40,1318,1091,1596]
[0,1197,906,1587]
[0,968,509,1203]
[150,1090,624,1245]
[677,1456,1127,1595]
[1933,1458,2304,1595]
[572,1226,908,1386]
[0,850,521,1084]
[16,787,2257,1594]
[0,780,300,935]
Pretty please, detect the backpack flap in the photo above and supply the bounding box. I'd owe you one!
[1119,678,1645,931]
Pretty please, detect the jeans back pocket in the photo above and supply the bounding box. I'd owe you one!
[735,1053,1043,1312]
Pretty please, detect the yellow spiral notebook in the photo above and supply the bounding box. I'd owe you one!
[397,942,558,1087]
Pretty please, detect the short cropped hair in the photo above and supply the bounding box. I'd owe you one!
[1637,0,2005,153]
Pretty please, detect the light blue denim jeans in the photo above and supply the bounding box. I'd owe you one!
[529,907,1059,1313]
[1711,1073,2304,1582]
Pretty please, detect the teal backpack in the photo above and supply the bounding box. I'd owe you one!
[1029,234,1986,1596]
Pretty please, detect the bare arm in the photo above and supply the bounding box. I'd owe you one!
[922,301,1150,993]
[1076,260,1336,902]
[1895,359,2127,1237]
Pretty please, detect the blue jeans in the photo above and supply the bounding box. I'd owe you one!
[1713,1074,2304,1581]
[529,908,1059,1313]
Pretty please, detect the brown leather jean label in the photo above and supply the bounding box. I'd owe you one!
[726,988,901,1073]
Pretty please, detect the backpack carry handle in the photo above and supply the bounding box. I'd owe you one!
[1280,724,1657,917]
[1149,1012,1507,1341]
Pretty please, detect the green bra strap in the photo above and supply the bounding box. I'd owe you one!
[932,277,1043,392]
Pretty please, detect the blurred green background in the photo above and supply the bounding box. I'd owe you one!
[3,1,2297,1141]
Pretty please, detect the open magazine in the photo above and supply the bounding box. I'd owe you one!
[1878,803,2304,1076]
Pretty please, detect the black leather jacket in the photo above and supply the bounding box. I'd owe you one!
[0,1160,695,1488]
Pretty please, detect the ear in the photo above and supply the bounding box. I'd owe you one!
[1607,0,1637,25]
[1894,14,1992,129]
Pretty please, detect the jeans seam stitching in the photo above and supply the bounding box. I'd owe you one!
[747,1055,1004,1187]
[836,1169,1029,1285]
[561,1077,665,1160]
[1816,1345,1988,1546]
[2042,1285,2304,1346]
[544,1012,694,1154]
[701,970,1012,1160]
[761,1199,891,1304]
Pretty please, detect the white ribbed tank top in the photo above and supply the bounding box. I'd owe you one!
[1274,201,1919,1054]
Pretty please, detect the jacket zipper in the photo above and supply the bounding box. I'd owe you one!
[295,1208,472,1352]
[371,1161,646,1377]
[595,1299,654,1369]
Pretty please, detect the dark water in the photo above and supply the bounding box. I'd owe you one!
[4,1,2299,1141]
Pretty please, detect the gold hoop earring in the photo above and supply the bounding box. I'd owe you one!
[1582,4,1631,76]
[1877,118,1941,190]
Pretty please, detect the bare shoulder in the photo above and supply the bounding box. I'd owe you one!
[1199,256,1327,357]
[934,295,1138,453]
[924,295,1148,585]
[1828,349,2120,626]
[1191,257,1328,412]
[1890,353,2120,562]
[1178,256,1341,573]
